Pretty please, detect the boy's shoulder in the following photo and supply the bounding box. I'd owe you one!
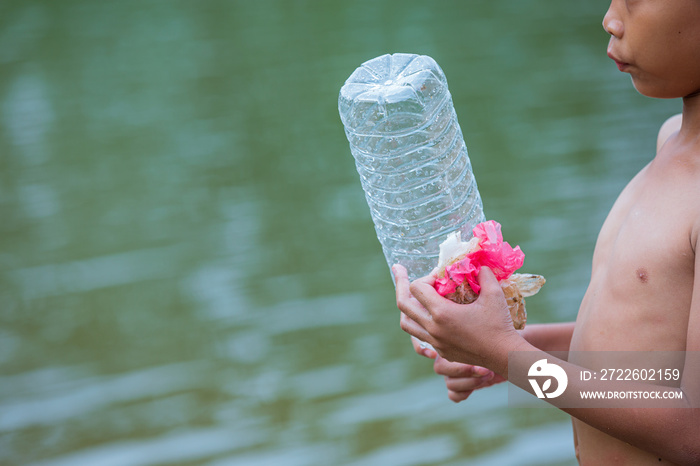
[656,113,683,153]
[654,112,700,250]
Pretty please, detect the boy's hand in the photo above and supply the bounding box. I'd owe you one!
[434,356,506,402]
[409,332,505,402]
[393,264,523,376]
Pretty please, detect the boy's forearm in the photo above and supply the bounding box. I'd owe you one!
[520,322,575,353]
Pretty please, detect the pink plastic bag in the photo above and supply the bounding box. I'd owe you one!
[435,220,524,296]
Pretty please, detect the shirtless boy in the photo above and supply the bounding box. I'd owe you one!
[394,0,700,464]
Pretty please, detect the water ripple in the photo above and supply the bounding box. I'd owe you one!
[0,361,211,432]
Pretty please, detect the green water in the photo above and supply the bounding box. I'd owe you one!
[0,1,678,465]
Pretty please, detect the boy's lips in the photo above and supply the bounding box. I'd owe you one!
[607,51,629,71]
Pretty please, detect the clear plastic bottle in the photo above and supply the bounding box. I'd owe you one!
[339,53,485,280]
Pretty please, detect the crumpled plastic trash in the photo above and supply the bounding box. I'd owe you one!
[433,220,544,330]
[435,220,524,295]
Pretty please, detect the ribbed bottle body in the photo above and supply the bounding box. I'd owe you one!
[339,53,485,280]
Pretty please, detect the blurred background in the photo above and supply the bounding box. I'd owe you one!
[0,1,678,465]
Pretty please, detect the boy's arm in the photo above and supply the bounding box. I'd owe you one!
[398,262,700,464]
[520,322,575,353]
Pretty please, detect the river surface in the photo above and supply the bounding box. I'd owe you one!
[0,1,678,465]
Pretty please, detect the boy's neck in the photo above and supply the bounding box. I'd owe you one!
[680,93,700,142]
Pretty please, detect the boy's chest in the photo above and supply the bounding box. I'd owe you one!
[593,163,696,284]
[576,163,696,351]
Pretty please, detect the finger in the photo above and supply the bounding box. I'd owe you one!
[394,266,433,327]
[447,390,473,403]
[400,312,434,344]
[409,277,449,312]
[415,269,438,286]
[394,264,437,303]
[433,356,493,378]
[445,372,495,392]
[393,264,411,300]
[411,336,437,359]
[394,264,427,310]
[476,266,502,296]
[480,375,505,388]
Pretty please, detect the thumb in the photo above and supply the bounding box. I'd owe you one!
[477,266,501,295]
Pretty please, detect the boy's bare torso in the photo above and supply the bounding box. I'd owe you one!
[569,117,700,464]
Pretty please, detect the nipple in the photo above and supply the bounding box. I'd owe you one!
[636,267,649,283]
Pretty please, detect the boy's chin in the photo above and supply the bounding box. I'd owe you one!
[631,78,695,100]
